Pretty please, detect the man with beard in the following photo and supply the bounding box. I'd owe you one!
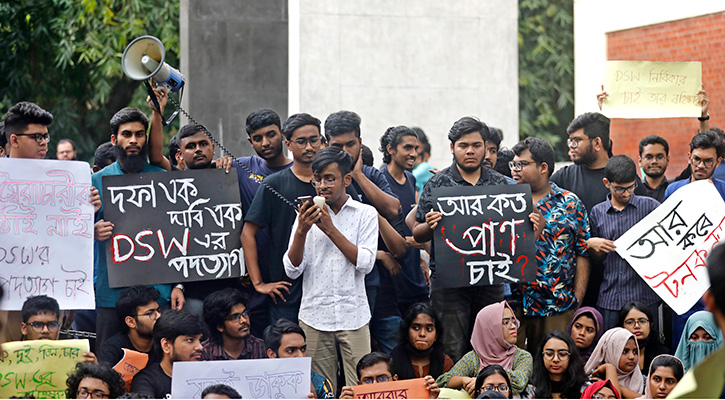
[634,135,670,202]
[201,288,266,360]
[131,310,204,398]
[413,117,543,361]
[56,138,77,160]
[92,107,182,350]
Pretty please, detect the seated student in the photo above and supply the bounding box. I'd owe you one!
[99,286,161,366]
[568,308,604,364]
[584,328,644,399]
[530,331,586,399]
[130,310,203,398]
[21,295,97,364]
[673,310,723,371]
[66,362,126,399]
[580,380,620,399]
[473,365,513,399]
[340,352,440,399]
[436,301,532,396]
[263,318,334,399]
[390,303,454,381]
[201,288,267,360]
[640,355,683,399]
[201,384,242,399]
[618,302,668,375]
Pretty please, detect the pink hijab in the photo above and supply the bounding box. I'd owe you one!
[584,327,644,394]
[471,301,517,371]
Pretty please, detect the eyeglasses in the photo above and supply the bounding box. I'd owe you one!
[291,136,321,148]
[14,132,51,144]
[361,374,391,385]
[77,388,110,399]
[482,384,510,393]
[508,160,534,171]
[226,310,250,323]
[28,321,60,333]
[611,182,637,194]
[690,155,717,169]
[623,318,649,327]
[643,154,667,162]
[310,177,337,188]
[135,309,161,321]
[502,317,520,328]
[567,137,592,149]
[543,349,571,361]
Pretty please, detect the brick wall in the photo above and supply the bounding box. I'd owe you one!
[606,12,725,179]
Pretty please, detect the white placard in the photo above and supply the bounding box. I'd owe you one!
[171,357,312,399]
[615,180,725,314]
[0,159,95,310]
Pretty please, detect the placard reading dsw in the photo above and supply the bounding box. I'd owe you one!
[0,159,94,310]
[431,184,537,289]
[103,168,244,287]
[602,60,702,119]
[615,180,725,315]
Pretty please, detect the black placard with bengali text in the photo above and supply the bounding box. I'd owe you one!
[103,168,244,287]
[431,184,537,289]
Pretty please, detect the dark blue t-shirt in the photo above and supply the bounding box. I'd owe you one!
[234,156,292,216]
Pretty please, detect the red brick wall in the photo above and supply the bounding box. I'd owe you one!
[606,12,725,179]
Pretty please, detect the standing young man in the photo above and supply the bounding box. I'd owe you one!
[634,135,670,202]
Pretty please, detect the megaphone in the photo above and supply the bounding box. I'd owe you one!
[122,35,184,92]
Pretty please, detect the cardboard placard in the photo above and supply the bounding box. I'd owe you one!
[352,378,430,399]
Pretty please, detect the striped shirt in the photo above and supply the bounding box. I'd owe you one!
[200,335,267,361]
[590,193,661,310]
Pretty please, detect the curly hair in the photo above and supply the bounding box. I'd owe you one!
[66,362,125,399]
[379,125,418,164]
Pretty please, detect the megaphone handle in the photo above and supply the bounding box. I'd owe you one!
[144,80,168,126]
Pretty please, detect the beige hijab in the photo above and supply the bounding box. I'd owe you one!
[584,327,644,394]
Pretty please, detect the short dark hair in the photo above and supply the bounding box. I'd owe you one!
[448,116,488,144]
[312,146,354,176]
[356,352,394,380]
[21,295,60,322]
[201,384,242,399]
[153,310,205,351]
[177,124,207,142]
[413,127,431,155]
[604,155,637,184]
[263,318,306,355]
[0,121,6,148]
[512,137,556,177]
[282,113,321,141]
[707,243,725,315]
[638,135,669,156]
[494,147,515,178]
[379,125,418,164]
[116,286,161,333]
[361,144,374,166]
[485,127,503,149]
[649,355,684,382]
[66,362,126,399]
[94,142,117,170]
[690,130,725,158]
[57,138,76,150]
[474,365,512,399]
[4,102,53,140]
[168,135,180,166]
[110,108,149,137]
[202,288,248,345]
[245,109,281,136]
[324,110,361,140]
[567,112,611,153]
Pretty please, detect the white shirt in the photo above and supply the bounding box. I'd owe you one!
[283,195,378,331]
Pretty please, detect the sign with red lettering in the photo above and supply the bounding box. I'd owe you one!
[352,378,430,399]
[103,169,244,287]
[615,180,725,314]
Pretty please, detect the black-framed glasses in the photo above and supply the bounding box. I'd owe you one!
[226,310,250,323]
[508,160,534,171]
[28,321,60,333]
[77,388,110,399]
[611,182,637,194]
[361,374,391,385]
[567,137,592,149]
[543,349,571,361]
[14,132,51,144]
[690,155,717,168]
[135,309,161,321]
[310,177,336,188]
[291,136,321,148]
[623,318,649,327]
[482,384,510,393]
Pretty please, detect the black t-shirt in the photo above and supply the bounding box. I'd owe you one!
[98,333,159,367]
[634,175,669,203]
[131,362,171,399]
[550,164,608,213]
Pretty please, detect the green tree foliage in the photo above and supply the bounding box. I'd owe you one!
[0,0,179,162]
[519,0,574,160]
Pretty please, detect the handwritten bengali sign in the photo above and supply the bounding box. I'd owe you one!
[113,348,149,391]
[171,357,311,399]
[0,339,89,399]
[0,159,94,310]
[615,180,725,314]
[102,168,244,287]
[353,378,430,399]
[602,61,702,118]
[431,184,537,289]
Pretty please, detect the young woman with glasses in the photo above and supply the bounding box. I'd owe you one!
[473,365,512,399]
[530,331,586,398]
[618,302,668,375]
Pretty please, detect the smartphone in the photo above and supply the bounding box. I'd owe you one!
[295,195,313,208]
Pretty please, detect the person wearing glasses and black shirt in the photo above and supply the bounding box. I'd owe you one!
[200,288,267,360]
[339,352,440,399]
